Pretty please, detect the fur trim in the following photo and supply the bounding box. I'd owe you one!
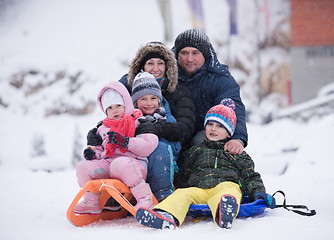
[127,43,178,93]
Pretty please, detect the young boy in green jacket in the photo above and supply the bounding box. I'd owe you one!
[136,98,276,229]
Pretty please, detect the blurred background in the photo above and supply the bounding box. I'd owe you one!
[0,0,333,171]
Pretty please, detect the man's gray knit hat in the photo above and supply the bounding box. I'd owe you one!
[131,72,162,104]
[173,29,211,60]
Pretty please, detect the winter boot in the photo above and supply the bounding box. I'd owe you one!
[74,192,102,215]
[103,197,121,212]
[136,208,177,230]
[217,194,238,229]
[130,180,155,210]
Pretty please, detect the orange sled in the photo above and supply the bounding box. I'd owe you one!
[67,179,158,227]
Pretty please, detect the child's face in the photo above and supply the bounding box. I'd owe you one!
[136,95,160,115]
[106,104,125,120]
[205,121,229,141]
[143,58,166,79]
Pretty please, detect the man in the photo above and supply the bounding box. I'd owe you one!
[172,29,248,154]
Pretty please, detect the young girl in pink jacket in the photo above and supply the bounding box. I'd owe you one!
[74,81,158,215]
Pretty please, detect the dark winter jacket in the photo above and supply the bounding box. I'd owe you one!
[119,43,195,144]
[177,138,266,199]
[159,96,181,159]
[175,44,248,146]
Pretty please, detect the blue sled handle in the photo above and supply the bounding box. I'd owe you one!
[188,199,267,218]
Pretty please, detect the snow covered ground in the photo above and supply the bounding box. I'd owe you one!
[1,114,334,240]
[1,0,333,239]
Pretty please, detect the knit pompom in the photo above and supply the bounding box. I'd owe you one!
[220,98,235,110]
[204,98,237,136]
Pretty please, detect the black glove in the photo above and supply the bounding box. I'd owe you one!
[255,192,276,209]
[87,127,103,146]
[138,115,155,124]
[135,121,160,136]
[107,131,130,149]
[83,147,95,160]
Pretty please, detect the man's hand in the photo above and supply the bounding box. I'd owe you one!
[224,139,244,154]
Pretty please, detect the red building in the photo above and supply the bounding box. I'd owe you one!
[290,0,334,104]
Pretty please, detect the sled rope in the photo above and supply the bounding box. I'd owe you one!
[99,180,133,206]
[273,190,316,216]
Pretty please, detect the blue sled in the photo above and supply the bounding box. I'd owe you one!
[188,199,266,218]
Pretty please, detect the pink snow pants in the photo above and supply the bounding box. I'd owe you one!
[76,157,147,188]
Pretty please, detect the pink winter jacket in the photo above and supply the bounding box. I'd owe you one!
[94,127,158,162]
[93,81,158,162]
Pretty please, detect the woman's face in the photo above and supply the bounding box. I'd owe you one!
[143,58,166,79]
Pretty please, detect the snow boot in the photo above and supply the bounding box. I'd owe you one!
[136,208,177,230]
[103,197,121,212]
[74,192,102,215]
[130,180,154,210]
[217,194,238,229]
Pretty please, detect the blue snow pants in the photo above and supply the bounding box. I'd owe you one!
[146,141,179,201]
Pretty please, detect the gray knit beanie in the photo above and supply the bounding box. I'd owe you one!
[174,29,211,60]
[131,72,162,104]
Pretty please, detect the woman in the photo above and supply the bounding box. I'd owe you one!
[120,42,195,145]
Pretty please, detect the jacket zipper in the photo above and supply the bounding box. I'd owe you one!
[214,150,219,168]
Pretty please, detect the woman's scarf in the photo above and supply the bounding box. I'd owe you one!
[103,109,142,157]
[155,77,166,87]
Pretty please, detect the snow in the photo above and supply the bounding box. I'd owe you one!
[274,94,334,119]
[0,0,333,239]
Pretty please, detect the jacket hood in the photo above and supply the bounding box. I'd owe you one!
[206,44,229,75]
[97,81,134,115]
[127,42,178,93]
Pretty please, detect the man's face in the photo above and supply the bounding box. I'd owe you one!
[178,47,205,76]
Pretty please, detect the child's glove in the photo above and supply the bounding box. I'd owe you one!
[138,115,155,123]
[107,131,129,149]
[255,192,276,209]
[87,128,103,146]
[153,108,166,120]
[83,147,96,160]
[138,108,166,124]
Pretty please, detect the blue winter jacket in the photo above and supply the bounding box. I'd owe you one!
[176,45,248,146]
